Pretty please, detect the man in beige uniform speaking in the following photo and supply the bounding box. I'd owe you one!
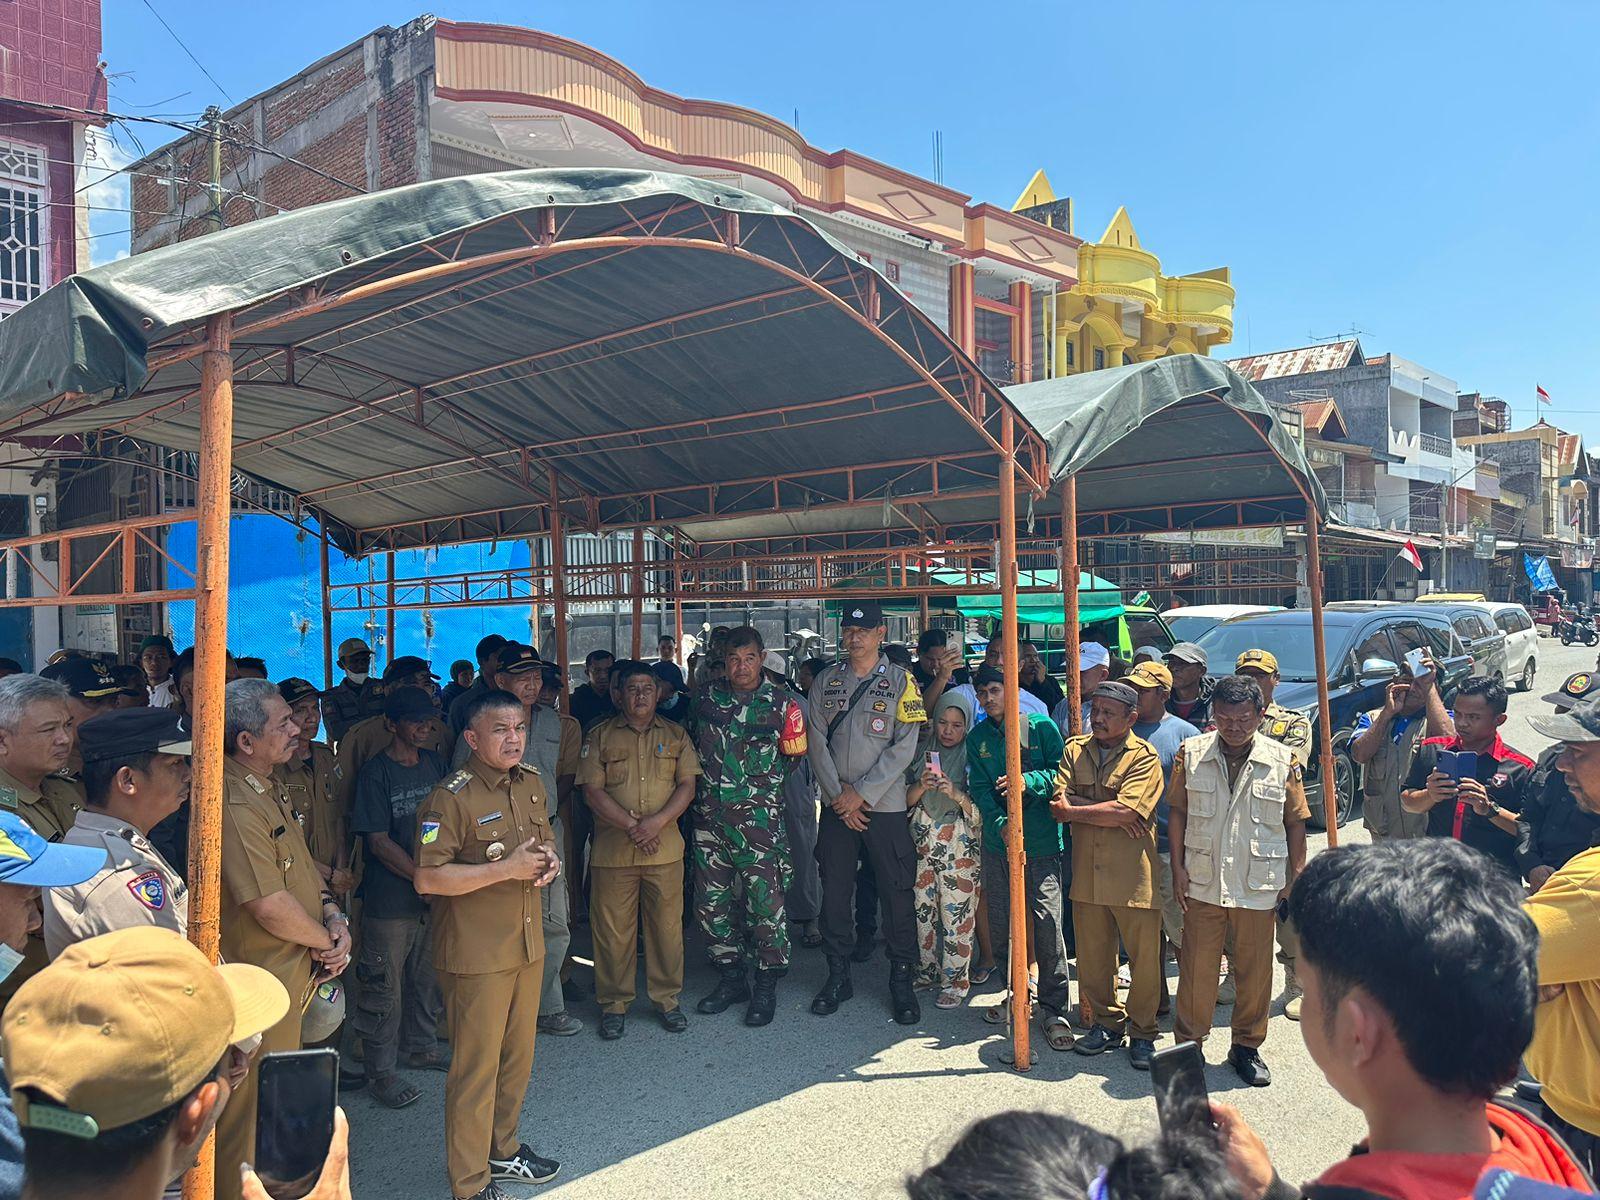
[416,689,563,1200]
[42,707,192,955]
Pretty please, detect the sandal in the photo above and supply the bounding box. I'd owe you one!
[1041,1013,1076,1052]
[935,990,965,1010]
[369,1073,422,1109]
[970,964,996,987]
[798,920,824,949]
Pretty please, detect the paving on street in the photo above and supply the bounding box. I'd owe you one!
[347,637,1594,1200]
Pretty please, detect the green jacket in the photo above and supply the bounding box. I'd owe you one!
[966,713,1065,856]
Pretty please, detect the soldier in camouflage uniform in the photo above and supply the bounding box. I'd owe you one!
[688,626,809,1027]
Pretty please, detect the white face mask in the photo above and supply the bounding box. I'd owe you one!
[0,941,24,983]
[345,672,369,685]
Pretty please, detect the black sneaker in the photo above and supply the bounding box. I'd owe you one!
[463,1185,511,1200]
[1229,1044,1272,1087]
[1128,1038,1157,1071]
[488,1144,560,1185]
[1073,1024,1126,1056]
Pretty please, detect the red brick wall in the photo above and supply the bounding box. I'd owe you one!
[262,120,366,213]
[264,62,363,142]
[0,0,106,112]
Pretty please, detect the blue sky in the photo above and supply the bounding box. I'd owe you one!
[93,0,1600,439]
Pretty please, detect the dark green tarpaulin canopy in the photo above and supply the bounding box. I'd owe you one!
[0,168,1040,555]
[993,356,1327,537]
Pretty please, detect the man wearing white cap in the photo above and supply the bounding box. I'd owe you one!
[1051,642,1111,737]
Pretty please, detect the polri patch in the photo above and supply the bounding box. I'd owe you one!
[420,820,440,845]
[871,700,888,713]
[869,716,888,735]
[127,870,166,911]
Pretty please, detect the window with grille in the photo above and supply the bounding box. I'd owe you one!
[0,139,47,315]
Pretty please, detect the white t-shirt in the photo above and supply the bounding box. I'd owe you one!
[948,681,1048,724]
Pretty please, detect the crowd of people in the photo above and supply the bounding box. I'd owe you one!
[0,605,1593,1200]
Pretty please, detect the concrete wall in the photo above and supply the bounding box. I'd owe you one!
[808,214,952,334]
[1252,362,1393,455]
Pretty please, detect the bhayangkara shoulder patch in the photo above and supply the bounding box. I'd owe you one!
[896,674,927,724]
[127,870,166,911]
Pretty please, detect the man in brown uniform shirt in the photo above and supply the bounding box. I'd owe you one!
[416,689,562,1200]
[0,673,86,1005]
[1050,680,1166,1069]
[215,677,351,1200]
[578,660,702,1040]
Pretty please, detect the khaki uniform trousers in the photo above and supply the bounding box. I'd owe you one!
[591,862,684,1014]
[439,961,544,1199]
[1073,900,1162,1041]
[1176,901,1276,1049]
[214,996,304,1200]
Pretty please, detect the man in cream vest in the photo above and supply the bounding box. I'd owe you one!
[1167,675,1309,1087]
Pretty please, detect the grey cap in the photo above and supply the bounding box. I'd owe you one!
[1530,696,1600,743]
[1090,680,1139,710]
[1165,642,1208,668]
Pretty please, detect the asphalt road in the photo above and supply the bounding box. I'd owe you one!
[348,637,1591,1200]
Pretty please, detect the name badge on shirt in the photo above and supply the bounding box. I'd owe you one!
[477,811,504,826]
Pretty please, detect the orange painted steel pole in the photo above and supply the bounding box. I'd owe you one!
[998,409,1031,1070]
[631,525,645,659]
[548,468,570,705]
[318,530,334,690]
[1062,476,1082,736]
[184,312,234,1200]
[385,551,397,664]
[1306,517,1339,847]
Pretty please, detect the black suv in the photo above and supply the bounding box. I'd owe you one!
[1195,602,1472,828]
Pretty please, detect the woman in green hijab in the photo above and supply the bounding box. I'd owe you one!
[906,688,982,1008]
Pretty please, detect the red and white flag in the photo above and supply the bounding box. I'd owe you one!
[1397,540,1424,571]
[1537,384,1551,405]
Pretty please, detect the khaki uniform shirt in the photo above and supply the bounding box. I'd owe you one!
[1259,703,1312,769]
[1169,733,1311,911]
[449,706,579,823]
[43,810,188,957]
[0,762,82,843]
[577,716,701,868]
[220,757,326,1002]
[277,743,344,868]
[415,757,551,975]
[1054,732,1164,909]
[334,712,449,815]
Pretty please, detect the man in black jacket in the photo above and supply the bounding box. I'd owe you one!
[1519,672,1600,890]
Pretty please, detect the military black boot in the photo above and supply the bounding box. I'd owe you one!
[745,969,780,1027]
[696,962,749,1014]
[888,961,921,1026]
[811,956,853,1015]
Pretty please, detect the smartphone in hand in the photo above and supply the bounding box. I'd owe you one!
[1438,750,1479,782]
[927,751,942,777]
[254,1049,338,1200]
[1150,1041,1217,1147]
[1404,647,1431,679]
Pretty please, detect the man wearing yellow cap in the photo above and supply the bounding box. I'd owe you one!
[1234,650,1311,769]
[2,926,292,1199]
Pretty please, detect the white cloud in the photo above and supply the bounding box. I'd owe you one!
[84,128,134,267]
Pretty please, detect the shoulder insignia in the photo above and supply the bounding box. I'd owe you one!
[896,673,927,724]
[580,742,591,758]
[420,819,441,845]
[443,770,472,794]
[127,870,166,911]
[244,774,267,794]
[0,787,15,811]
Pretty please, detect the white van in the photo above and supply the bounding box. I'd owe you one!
[1420,599,1540,691]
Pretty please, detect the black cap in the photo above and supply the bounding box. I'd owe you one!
[1091,680,1139,710]
[79,707,193,763]
[840,601,885,629]
[495,643,543,675]
[476,634,509,661]
[138,635,174,655]
[384,686,438,723]
[383,655,438,684]
[277,677,319,705]
[973,663,1005,688]
[1543,671,1600,712]
[41,656,120,700]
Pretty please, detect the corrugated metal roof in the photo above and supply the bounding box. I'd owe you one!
[1225,340,1363,382]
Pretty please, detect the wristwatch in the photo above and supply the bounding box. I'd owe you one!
[325,911,349,926]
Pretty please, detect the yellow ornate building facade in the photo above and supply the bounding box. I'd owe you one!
[1013,170,1234,377]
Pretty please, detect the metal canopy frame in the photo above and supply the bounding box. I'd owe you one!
[0,172,1333,1115]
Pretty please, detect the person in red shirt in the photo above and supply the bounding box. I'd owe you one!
[1400,678,1535,881]
[1214,839,1592,1200]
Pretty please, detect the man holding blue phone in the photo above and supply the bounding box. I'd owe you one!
[1401,677,1533,880]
